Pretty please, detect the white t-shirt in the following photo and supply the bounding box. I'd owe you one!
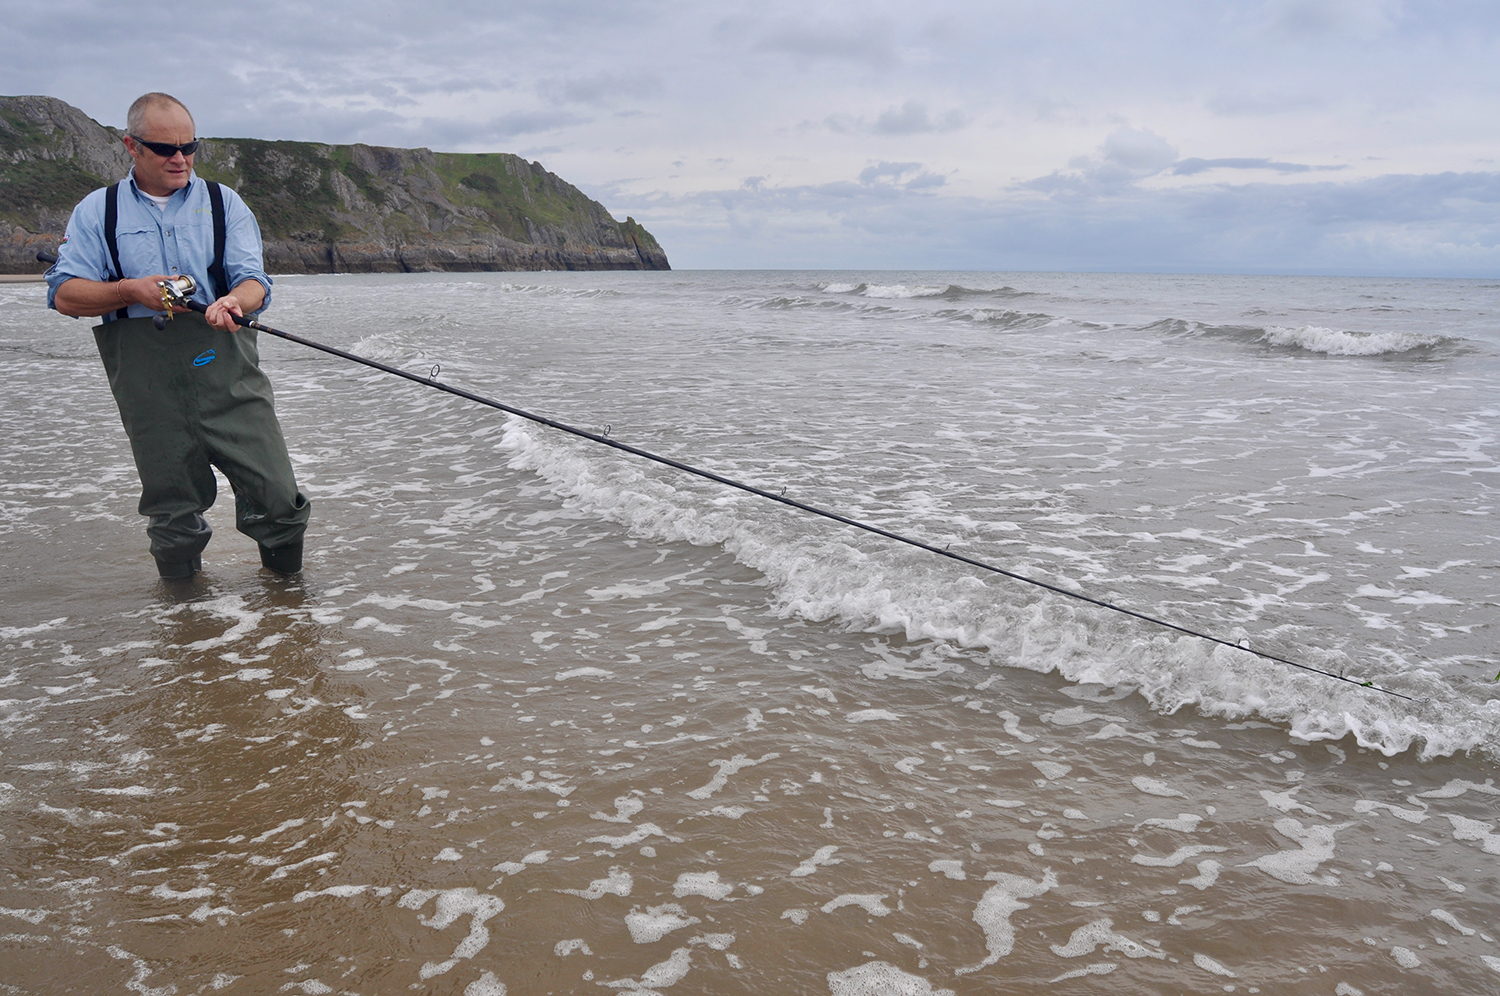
[141,190,172,211]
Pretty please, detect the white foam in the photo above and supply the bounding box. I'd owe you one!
[601,946,693,990]
[673,871,733,900]
[397,888,506,980]
[827,961,955,995]
[0,617,67,640]
[821,894,893,917]
[464,971,507,996]
[492,850,550,875]
[1261,324,1445,356]
[498,415,1495,758]
[1049,918,1164,960]
[1131,845,1227,868]
[178,595,263,651]
[1047,964,1117,982]
[790,846,841,878]
[1193,953,1237,977]
[956,869,1058,975]
[1353,799,1428,823]
[686,753,779,800]
[1179,860,1223,891]
[1431,909,1475,935]
[625,904,700,943]
[557,666,615,681]
[559,867,632,899]
[862,284,950,299]
[150,884,214,901]
[1418,779,1500,799]
[293,885,368,902]
[1131,776,1185,798]
[592,796,645,823]
[928,860,966,881]
[1446,815,1500,854]
[846,709,901,723]
[1138,814,1202,832]
[1032,761,1073,780]
[1241,818,1350,886]
[587,823,675,848]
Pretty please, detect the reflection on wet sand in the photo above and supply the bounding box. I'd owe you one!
[1,576,387,993]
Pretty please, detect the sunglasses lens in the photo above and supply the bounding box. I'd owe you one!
[138,138,198,156]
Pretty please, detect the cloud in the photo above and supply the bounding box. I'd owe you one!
[1101,128,1178,172]
[624,168,1500,274]
[1259,0,1404,41]
[746,16,898,68]
[540,72,665,107]
[857,161,945,189]
[873,100,968,134]
[1023,128,1179,196]
[1171,157,1347,175]
[1204,90,1327,117]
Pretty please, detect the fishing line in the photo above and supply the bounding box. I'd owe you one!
[37,252,1416,702]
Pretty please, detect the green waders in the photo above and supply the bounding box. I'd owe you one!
[92,313,310,571]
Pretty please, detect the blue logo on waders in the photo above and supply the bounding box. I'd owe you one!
[193,349,216,367]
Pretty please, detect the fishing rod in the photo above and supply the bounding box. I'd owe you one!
[36,251,1416,702]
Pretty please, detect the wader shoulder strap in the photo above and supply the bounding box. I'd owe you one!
[205,180,229,301]
[103,181,128,322]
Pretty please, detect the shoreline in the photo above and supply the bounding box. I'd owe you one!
[0,273,44,283]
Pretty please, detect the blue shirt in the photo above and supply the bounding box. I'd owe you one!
[46,169,273,321]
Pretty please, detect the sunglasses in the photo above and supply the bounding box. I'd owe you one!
[130,136,200,157]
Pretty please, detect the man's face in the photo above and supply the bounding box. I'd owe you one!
[124,102,196,197]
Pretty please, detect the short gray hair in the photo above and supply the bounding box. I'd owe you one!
[126,93,193,137]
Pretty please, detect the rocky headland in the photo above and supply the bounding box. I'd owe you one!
[0,95,669,274]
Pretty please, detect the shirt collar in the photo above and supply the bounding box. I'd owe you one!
[126,167,198,201]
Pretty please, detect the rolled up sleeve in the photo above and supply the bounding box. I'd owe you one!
[221,186,273,314]
[45,189,111,314]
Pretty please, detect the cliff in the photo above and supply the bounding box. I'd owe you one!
[0,95,669,274]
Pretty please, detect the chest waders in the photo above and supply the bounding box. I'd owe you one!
[94,180,309,578]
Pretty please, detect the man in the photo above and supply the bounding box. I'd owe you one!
[47,92,309,580]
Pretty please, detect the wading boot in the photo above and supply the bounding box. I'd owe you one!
[155,555,202,580]
[259,540,304,576]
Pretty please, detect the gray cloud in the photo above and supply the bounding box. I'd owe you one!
[1023,128,1179,196]
[746,16,899,68]
[540,72,665,107]
[630,169,1500,274]
[873,100,968,135]
[1172,157,1347,175]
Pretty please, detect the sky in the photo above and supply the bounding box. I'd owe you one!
[5,0,1498,274]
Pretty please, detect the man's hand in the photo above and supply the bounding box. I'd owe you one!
[54,274,180,317]
[204,295,245,331]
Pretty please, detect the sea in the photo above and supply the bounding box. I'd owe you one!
[1,269,1497,995]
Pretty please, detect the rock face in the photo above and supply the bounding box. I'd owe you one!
[1,95,669,274]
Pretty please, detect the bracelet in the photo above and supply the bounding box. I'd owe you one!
[116,281,128,308]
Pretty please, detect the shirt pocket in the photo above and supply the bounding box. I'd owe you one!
[113,223,162,279]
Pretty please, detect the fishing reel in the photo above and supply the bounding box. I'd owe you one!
[152,274,196,330]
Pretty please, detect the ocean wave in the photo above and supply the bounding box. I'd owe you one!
[729,294,862,313]
[1142,318,1455,356]
[498,416,1494,760]
[935,307,1060,331]
[1260,324,1449,356]
[346,330,431,363]
[816,282,1032,301]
